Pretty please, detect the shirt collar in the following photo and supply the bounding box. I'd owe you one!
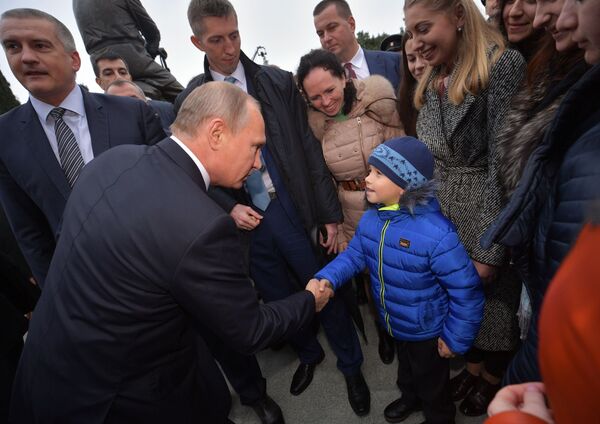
[378,203,400,211]
[209,61,246,87]
[347,46,366,70]
[169,135,211,189]
[30,85,85,122]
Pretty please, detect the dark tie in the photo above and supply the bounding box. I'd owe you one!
[49,107,85,188]
[344,62,357,80]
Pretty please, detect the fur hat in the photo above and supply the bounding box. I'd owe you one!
[368,137,434,190]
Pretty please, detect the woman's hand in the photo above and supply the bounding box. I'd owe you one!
[472,260,498,284]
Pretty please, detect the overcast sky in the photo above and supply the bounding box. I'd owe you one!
[0,0,416,103]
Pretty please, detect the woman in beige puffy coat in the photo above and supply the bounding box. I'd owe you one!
[297,49,403,364]
[297,49,404,251]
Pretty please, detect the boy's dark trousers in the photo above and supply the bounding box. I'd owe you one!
[396,338,456,424]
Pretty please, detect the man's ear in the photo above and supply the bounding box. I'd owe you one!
[348,15,356,32]
[95,77,103,89]
[206,118,227,151]
[71,51,81,72]
[191,35,204,52]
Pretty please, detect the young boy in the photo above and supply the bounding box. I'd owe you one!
[312,137,484,424]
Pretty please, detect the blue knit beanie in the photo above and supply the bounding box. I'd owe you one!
[368,137,434,190]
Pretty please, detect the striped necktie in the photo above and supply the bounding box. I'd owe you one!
[49,107,85,188]
[344,62,357,80]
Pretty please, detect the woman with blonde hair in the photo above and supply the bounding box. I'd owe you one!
[404,0,526,419]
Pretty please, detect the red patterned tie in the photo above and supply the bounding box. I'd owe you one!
[344,62,357,80]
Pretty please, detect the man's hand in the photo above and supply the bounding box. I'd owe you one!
[472,260,498,285]
[437,338,455,358]
[488,383,553,423]
[320,223,338,255]
[306,278,334,312]
[230,204,263,231]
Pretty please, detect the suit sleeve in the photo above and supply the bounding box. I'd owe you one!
[430,231,484,355]
[0,158,55,286]
[288,73,342,224]
[125,0,160,56]
[139,100,166,145]
[170,213,315,355]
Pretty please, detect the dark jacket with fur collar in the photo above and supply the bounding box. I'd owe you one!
[483,63,600,384]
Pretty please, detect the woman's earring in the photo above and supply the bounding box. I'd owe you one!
[457,26,463,32]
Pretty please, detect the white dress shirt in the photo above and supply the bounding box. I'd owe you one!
[209,61,248,93]
[30,85,94,166]
[344,46,371,80]
[170,135,211,190]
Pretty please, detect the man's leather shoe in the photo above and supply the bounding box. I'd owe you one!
[459,376,500,417]
[251,395,285,424]
[450,369,478,401]
[377,325,395,364]
[345,371,370,416]
[383,397,421,423]
[289,352,325,395]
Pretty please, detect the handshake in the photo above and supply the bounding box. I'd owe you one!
[305,278,334,312]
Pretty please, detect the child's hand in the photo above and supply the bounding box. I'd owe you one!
[437,338,455,358]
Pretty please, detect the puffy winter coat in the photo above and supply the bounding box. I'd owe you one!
[316,193,484,355]
[308,75,403,246]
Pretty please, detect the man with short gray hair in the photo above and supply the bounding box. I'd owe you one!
[0,8,165,286]
[10,81,334,424]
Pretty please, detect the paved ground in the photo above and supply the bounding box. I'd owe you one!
[229,304,487,424]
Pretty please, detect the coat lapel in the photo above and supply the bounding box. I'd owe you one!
[429,67,477,143]
[83,90,110,156]
[22,103,71,200]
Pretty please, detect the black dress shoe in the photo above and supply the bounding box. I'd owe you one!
[459,376,500,417]
[289,352,325,395]
[377,325,395,364]
[383,397,421,423]
[251,395,285,424]
[449,369,478,401]
[345,371,370,416]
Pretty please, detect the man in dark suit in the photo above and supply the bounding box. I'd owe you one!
[0,8,165,286]
[176,0,369,417]
[9,81,334,424]
[313,0,401,91]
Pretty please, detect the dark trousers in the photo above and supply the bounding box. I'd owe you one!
[250,198,363,375]
[465,346,515,379]
[196,324,266,406]
[396,338,455,424]
[1,340,23,423]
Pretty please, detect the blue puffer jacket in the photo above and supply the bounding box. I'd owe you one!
[482,63,600,384]
[316,197,484,355]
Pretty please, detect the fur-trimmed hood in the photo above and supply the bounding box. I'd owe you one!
[308,75,398,140]
[495,68,585,200]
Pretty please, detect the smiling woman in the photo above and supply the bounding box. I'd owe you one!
[404,0,527,417]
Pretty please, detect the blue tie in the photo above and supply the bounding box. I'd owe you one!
[223,75,271,211]
[245,153,271,211]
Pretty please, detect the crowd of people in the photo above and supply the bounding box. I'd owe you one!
[0,0,599,423]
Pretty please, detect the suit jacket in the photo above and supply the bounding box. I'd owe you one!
[0,88,165,285]
[9,138,315,424]
[148,99,175,134]
[364,49,401,92]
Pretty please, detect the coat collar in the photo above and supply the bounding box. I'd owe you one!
[21,102,71,200]
[157,138,207,192]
